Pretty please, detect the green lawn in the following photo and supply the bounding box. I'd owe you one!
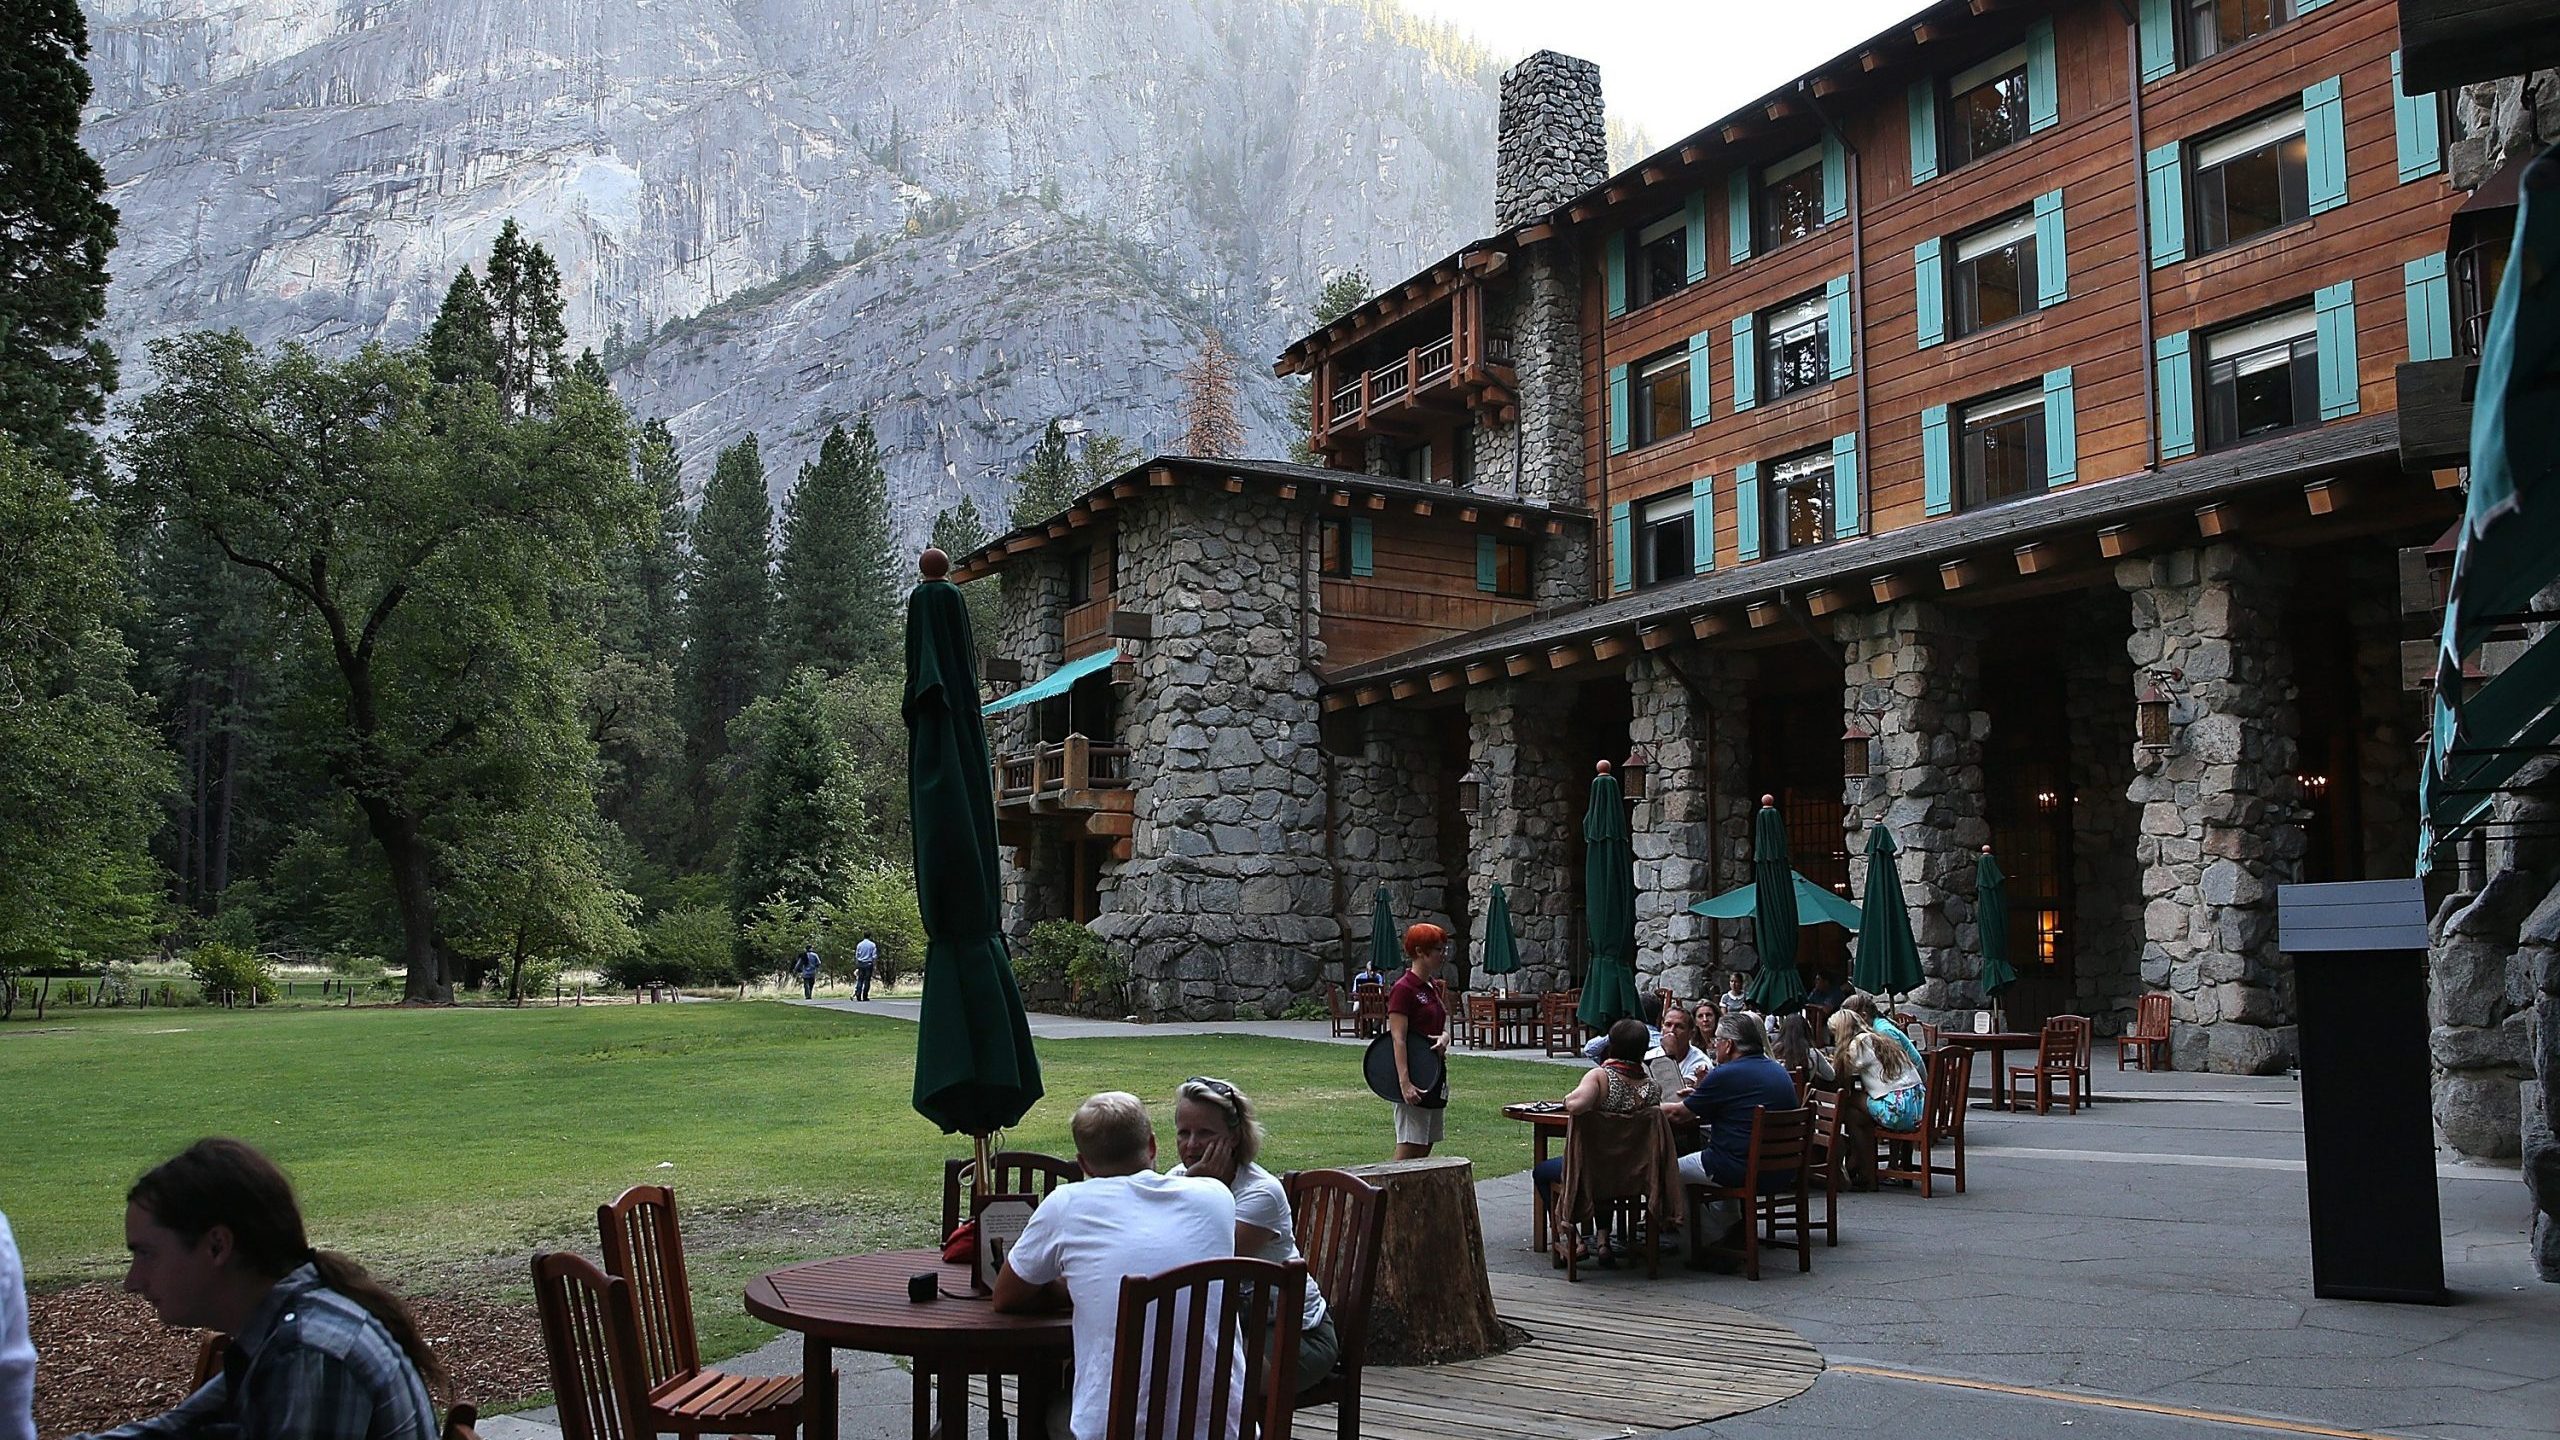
[0,1003,1563,1359]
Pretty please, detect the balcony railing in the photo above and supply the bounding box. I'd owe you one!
[993,733,1133,806]
[1324,331,1511,432]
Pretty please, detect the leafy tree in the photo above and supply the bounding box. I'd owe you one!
[1008,419,1078,527]
[423,269,500,390]
[483,219,569,414]
[677,434,774,855]
[444,803,639,1004]
[594,419,689,855]
[0,0,119,481]
[628,904,735,987]
[729,669,863,939]
[116,332,641,1001]
[0,439,169,970]
[1288,270,1369,464]
[776,419,898,674]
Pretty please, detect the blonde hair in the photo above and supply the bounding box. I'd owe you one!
[1069,1091,1155,1171]
[1829,1008,1914,1086]
[1175,1076,1265,1167]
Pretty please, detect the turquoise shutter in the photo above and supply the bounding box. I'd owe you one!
[2393,53,2443,183]
[2154,331,2195,460]
[1735,462,1762,562]
[1607,364,1631,455]
[1684,191,1710,283]
[1476,534,1498,592]
[1727,171,1752,263]
[1831,433,1861,539]
[2144,142,2187,266]
[1605,232,1627,318]
[2034,189,2068,307]
[1691,476,1715,574]
[2304,77,2347,215]
[1349,518,1374,577]
[1908,80,1939,185]
[2042,367,2077,487]
[2137,0,2176,82]
[1609,502,1633,595]
[1914,239,1945,349]
[1821,130,1848,224]
[2315,281,2360,419]
[1731,315,1758,412]
[1921,404,1953,516]
[1687,331,1714,427]
[1825,275,1852,380]
[2026,18,2059,132]
[2404,252,2453,362]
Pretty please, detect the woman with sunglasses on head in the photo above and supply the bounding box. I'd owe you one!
[1169,1076,1338,1395]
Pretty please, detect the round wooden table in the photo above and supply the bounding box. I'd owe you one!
[745,1248,1072,1440]
[1935,1031,2041,1108]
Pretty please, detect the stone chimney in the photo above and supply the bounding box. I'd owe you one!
[1496,51,1607,229]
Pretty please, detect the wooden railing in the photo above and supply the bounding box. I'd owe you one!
[1324,331,1508,432]
[992,733,1133,807]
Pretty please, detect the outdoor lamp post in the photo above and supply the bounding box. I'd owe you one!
[1457,766,1482,816]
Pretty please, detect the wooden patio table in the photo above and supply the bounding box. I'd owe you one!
[1935,1031,2040,1110]
[746,1249,1071,1440]
[1504,1103,1697,1253]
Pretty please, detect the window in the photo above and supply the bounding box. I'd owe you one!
[2201,306,2317,450]
[1319,518,1353,578]
[1396,443,1432,482]
[1632,346,1692,447]
[2187,0,2292,64]
[1492,540,1531,598]
[1950,212,2039,337]
[1762,292,1830,401]
[1635,491,1694,589]
[1626,209,1691,309]
[1758,145,1827,252]
[1944,45,2030,168]
[2193,108,2308,254]
[1062,546,1092,605]
[1764,450,1836,554]
[1957,389,2046,510]
[1452,424,1476,487]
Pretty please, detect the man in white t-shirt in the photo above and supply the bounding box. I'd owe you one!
[1646,1003,1714,1098]
[994,1092,1239,1440]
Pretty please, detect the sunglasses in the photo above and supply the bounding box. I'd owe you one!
[1184,1076,1241,1116]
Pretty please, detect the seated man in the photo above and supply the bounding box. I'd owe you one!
[1644,1003,1713,1099]
[994,1092,1239,1440]
[1660,1012,1800,1248]
[1803,971,1844,1011]
[1351,960,1387,993]
[1581,994,1663,1064]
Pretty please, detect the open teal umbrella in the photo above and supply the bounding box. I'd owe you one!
[1368,885,1400,976]
[1481,883,1520,982]
[1690,874,1863,931]
[1578,764,1645,1028]
[905,551,1043,1153]
[1852,825,1925,1003]
[1977,847,2018,1020]
[1746,797,1806,1013]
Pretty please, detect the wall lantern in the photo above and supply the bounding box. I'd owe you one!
[2136,686,2174,749]
[1620,748,1651,803]
[1457,766,1483,816]
[1842,724,1874,781]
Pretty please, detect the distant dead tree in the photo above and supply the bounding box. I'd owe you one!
[1181,334,1243,458]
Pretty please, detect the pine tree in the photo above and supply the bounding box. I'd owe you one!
[930,495,989,559]
[1181,335,1243,459]
[776,419,898,675]
[621,419,688,666]
[424,269,500,389]
[677,435,775,851]
[572,347,609,390]
[0,0,120,480]
[592,418,689,858]
[728,669,861,938]
[484,219,569,414]
[1008,419,1078,528]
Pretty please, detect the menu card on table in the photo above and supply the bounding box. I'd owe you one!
[972,1193,1037,1294]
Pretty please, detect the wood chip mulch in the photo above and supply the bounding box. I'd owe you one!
[29,1283,551,1440]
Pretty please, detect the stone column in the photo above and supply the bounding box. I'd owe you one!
[2119,544,2305,1075]
[1334,706,1455,977]
[1629,651,1755,998]
[1466,682,1579,994]
[1838,602,1990,1014]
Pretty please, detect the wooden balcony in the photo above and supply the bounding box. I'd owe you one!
[992,733,1136,859]
[1327,333,1515,436]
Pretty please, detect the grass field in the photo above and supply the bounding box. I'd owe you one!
[0,1003,1563,1359]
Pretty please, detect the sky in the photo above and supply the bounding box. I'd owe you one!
[1396,0,1930,152]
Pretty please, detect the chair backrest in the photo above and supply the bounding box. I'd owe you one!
[941,1150,1083,1240]
[595,1185,698,1392]
[1737,1106,1814,1196]
[2049,1014,2094,1067]
[1284,1169,1385,1369]
[1915,1021,1944,1051]
[190,1333,225,1390]
[2034,1021,2077,1068]
[531,1252,648,1440]
[1467,993,1498,1024]
[1105,1256,1306,1440]
[1561,1109,1669,1205]
[1926,1045,1974,1140]
[2136,991,2172,1040]
[1808,1088,1845,1164]
[1326,982,1347,1017]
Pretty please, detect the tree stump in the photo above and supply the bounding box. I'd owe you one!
[1337,1157,1507,1365]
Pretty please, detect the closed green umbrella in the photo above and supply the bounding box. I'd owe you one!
[1977,847,2018,1020]
[1851,825,1925,1003]
[1578,764,1645,1028]
[1481,882,1520,981]
[1369,885,1400,976]
[1746,797,1806,1013]
[905,552,1043,1146]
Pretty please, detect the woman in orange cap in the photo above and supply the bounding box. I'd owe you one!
[1386,922,1452,1158]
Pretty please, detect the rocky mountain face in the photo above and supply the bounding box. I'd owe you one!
[82,0,1501,535]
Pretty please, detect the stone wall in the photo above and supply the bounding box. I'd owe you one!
[1466,682,1581,994]
[2450,72,2560,188]
[2346,546,2425,877]
[2119,544,2306,1075]
[1494,50,1606,230]
[994,555,1068,937]
[2430,852,2546,1160]
[2065,593,2144,1029]
[1629,651,1756,999]
[1838,602,1991,1014]
[1332,705,1456,981]
[1091,488,1332,1018]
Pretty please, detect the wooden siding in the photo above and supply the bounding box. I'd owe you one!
[1319,514,1533,671]
[1579,0,2459,599]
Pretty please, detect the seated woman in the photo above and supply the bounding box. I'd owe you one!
[1168,1076,1338,1395]
[1764,1009,1835,1089]
[80,1138,443,1440]
[1530,1017,1660,1263]
[1829,1008,1926,1191]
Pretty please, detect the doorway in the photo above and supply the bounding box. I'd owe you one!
[1982,638,2077,1030]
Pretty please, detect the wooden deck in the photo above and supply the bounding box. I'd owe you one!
[1316,1267,1825,1440]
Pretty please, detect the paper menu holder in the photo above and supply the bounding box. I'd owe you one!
[1972,1010,1994,1034]
[970,1192,1038,1296]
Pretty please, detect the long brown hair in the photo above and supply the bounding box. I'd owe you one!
[127,1139,447,1397]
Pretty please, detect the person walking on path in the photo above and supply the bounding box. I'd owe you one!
[853,934,878,1000]
[795,945,821,1000]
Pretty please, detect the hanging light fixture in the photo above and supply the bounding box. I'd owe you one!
[1842,722,1873,781]
[2137,686,2174,750]
[1620,748,1651,802]
[1457,766,1482,816]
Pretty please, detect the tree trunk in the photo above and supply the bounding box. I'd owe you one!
[1336,1156,1508,1365]
[210,666,243,897]
[363,802,449,1003]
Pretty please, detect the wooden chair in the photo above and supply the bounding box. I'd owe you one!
[1688,1106,1814,1280]
[1105,1257,1306,1440]
[2008,1018,2090,1114]
[1284,1169,1386,1440]
[1539,990,1584,1056]
[1878,1046,1973,1197]
[1552,1109,1676,1282]
[595,1187,803,1438]
[1326,982,1359,1038]
[531,1251,656,1440]
[1350,988,1387,1038]
[2057,1014,2096,1101]
[2116,992,2172,1071]
[1462,992,1499,1048]
[1913,1021,1944,1052]
[1805,1089,1847,1248]
[939,1150,1082,1241]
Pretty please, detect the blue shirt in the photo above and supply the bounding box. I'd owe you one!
[1678,1054,1801,1186]
[854,939,878,966]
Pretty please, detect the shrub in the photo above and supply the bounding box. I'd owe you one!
[831,864,923,988]
[1021,921,1126,1009]
[627,906,735,988]
[1279,996,1327,1022]
[185,942,275,1003]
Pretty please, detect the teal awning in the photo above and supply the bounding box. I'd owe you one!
[982,647,1117,716]
[1689,873,1863,932]
[2424,628,2560,863]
